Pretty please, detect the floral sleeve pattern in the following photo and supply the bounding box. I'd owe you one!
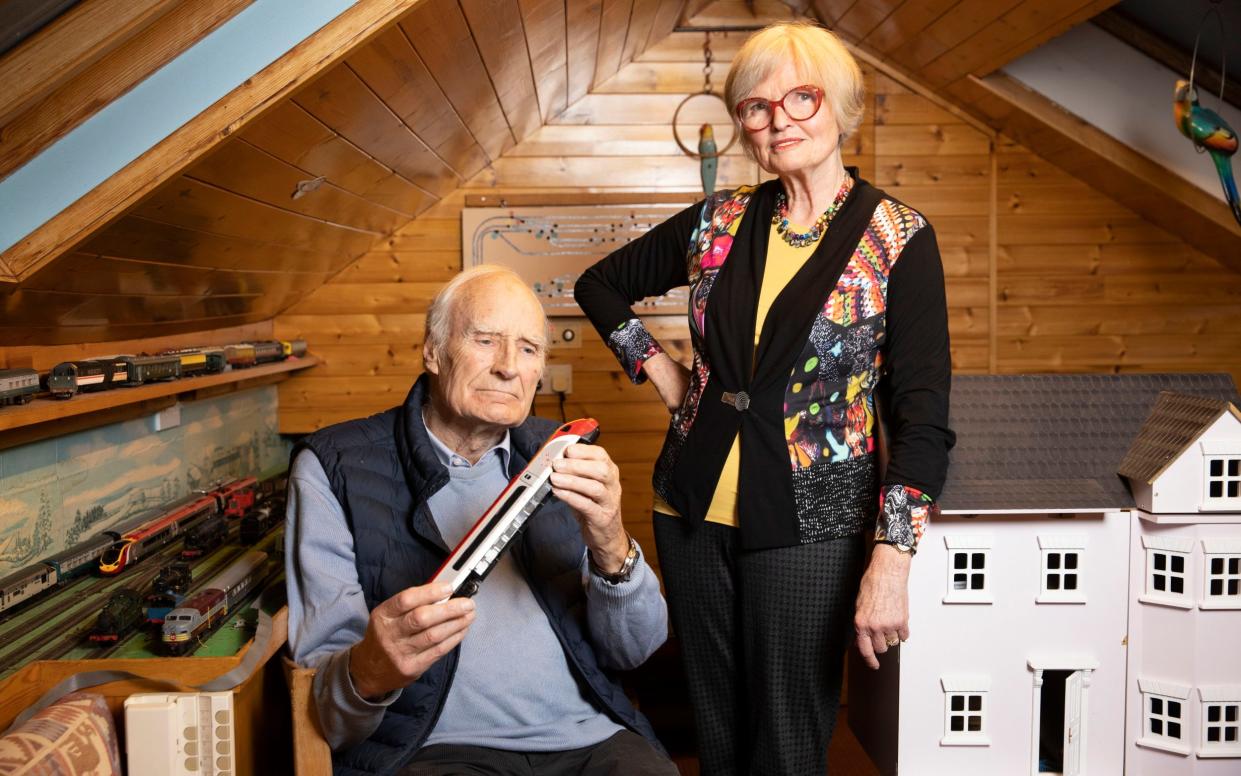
[875,483,936,552]
[607,318,664,384]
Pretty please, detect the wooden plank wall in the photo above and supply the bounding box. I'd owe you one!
[275,31,1241,569]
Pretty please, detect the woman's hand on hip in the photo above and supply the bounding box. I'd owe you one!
[853,543,912,670]
[642,352,690,413]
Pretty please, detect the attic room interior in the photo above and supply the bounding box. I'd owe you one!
[0,0,1239,774]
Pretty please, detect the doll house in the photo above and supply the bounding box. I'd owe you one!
[848,373,1241,776]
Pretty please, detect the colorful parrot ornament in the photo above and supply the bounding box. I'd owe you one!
[1174,79,1241,226]
[698,123,718,198]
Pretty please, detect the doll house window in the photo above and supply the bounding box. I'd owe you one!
[1201,539,1241,610]
[1140,535,1193,609]
[1137,679,1192,756]
[1037,536,1087,604]
[1199,688,1241,758]
[941,676,990,746]
[1204,456,1241,504]
[943,536,993,604]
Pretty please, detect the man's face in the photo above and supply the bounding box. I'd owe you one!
[425,275,547,431]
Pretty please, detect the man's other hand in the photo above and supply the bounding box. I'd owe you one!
[349,583,475,701]
[550,443,630,573]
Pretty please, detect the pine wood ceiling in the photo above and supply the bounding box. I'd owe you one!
[3,0,1207,346]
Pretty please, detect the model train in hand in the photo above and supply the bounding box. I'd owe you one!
[430,418,600,599]
[0,339,308,401]
[0,477,259,616]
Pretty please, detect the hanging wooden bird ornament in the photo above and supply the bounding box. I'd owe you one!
[698,124,718,197]
[672,33,737,198]
[1173,4,1241,227]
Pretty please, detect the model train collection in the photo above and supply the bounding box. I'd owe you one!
[0,475,285,662]
[0,338,307,404]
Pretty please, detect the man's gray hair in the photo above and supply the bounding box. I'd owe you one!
[422,265,548,367]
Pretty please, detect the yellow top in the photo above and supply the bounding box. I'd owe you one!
[653,224,823,525]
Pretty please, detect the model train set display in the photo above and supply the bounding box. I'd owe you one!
[0,339,307,402]
[0,474,285,667]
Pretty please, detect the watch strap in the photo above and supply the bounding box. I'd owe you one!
[589,535,639,585]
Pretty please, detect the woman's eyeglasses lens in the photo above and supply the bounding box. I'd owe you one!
[737,86,823,131]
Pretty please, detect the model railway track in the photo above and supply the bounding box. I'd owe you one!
[0,539,233,674]
[0,562,164,675]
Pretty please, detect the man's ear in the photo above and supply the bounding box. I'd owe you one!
[423,341,440,375]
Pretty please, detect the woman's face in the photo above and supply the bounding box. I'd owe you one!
[741,61,841,179]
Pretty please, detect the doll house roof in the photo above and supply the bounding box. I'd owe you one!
[938,374,1240,514]
[1117,392,1241,485]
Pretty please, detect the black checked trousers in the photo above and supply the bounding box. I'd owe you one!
[654,513,866,776]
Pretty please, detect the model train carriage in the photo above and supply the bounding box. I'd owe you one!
[0,562,57,614]
[239,504,280,545]
[250,340,284,364]
[118,354,181,385]
[215,477,257,518]
[181,515,227,558]
[43,532,115,581]
[46,360,109,398]
[147,560,193,624]
[159,550,268,654]
[223,344,256,369]
[171,350,208,377]
[161,589,226,655]
[0,368,39,405]
[89,588,145,643]
[153,561,192,594]
[199,348,227,373]
[99,493,216,574]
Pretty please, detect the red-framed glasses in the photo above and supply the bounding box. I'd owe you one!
[734,85,824,132]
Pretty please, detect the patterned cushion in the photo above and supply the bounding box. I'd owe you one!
[0,693,121,776]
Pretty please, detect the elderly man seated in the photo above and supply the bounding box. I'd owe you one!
[286,266,675,776]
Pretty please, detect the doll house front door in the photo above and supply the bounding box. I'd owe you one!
[1033,664,1094,776]
[1063,669,1084,776]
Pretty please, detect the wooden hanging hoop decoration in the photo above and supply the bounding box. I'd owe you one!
[672,92,739,159]
[672,33,738,160]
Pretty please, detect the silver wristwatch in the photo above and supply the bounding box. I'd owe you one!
[589,535,640,585]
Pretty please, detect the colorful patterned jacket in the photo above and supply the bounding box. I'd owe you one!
[574,175,954,551]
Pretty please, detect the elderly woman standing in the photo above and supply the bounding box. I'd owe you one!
[574,21,954,776]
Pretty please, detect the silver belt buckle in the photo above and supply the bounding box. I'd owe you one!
[721,391,750,411]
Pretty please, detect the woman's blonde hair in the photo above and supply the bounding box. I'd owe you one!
[724,22,864,140]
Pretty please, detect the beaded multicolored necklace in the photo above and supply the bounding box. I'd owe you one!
[771,176,854,248]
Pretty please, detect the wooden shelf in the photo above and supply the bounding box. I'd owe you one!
[0,356,318,449]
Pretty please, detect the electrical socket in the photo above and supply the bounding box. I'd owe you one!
[538,364,572,395]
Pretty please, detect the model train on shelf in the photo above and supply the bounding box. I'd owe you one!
[161,550,271,655]
[0,368,40,405]
[0,339,307,401]
[0,477,260,616]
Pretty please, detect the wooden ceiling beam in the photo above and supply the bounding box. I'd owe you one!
[0,0,426,284]
[1092,9,1241,110]
[0,0,178,128]
[949,72,1241,272]
[0,0,253,182]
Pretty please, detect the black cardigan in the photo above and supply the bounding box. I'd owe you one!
[575,176,954,551]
